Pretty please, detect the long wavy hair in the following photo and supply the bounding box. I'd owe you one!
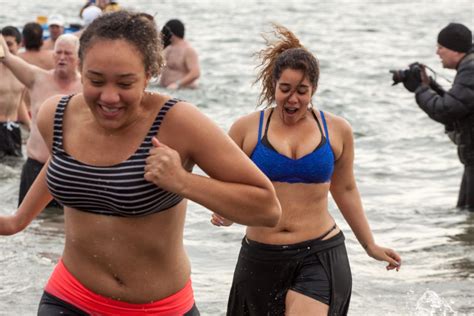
[254,24,320,108]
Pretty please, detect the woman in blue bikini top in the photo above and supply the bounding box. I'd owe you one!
[212,24,402,315]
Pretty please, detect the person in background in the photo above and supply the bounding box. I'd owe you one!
[159,19,200,89]
[102,0,120,13]
[212,24,401,315]
[18,22,54,70]
[42,14,65,50]
[82,5,103,27]
[0,11,280,315]
[79,0,120,17]
[0,26,30,159]
[401,23,474,210]
[74,5,102,38]
[0,33,82,208]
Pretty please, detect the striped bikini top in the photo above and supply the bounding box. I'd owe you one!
[46,95,184,217]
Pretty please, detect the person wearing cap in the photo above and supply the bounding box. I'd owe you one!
[159,19,200,89]
[411,23,474,210]
[82,5,102,27]
[0,26,30,159]
[79,0,120,18]
[74,5,102,38]
[43,14,65,50]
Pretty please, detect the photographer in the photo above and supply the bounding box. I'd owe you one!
[400,23,474,210]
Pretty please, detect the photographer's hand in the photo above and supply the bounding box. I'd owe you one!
[419,64,430,87]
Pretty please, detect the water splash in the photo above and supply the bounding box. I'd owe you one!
[413,290,457,316]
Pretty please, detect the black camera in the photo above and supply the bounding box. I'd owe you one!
[389,62,423,86]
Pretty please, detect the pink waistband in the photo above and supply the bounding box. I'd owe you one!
[45,259,195,315]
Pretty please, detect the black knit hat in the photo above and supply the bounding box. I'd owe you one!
[437,23,472,53]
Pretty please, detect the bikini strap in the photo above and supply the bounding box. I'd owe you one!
[317,224,337,240]
[263,108,274,138]
[310,109,324,138]
[257,110,264,141]
[143,98,180,147]
[320,111,331,145]
[52,94,75,154]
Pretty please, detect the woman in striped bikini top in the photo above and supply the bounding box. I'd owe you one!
[0,11,281,315]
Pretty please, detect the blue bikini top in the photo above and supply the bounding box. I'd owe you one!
[250,108,334,184]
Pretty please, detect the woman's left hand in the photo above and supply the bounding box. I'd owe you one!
[144,137,188,193]
[365,244,402,271]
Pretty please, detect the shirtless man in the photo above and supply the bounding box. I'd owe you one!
[42,14,65,51]
[0,34,82,206]
[18,22,54,70]
[0,26,30,158]
[159,19,200,89]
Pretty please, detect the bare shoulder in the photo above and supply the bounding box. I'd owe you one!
[37,95,64,123]
[185,45,198,55]
[230,111,261,133]
[36,95,66,150]
[322,111,353,137]
[229,110,262,153]
[156,97,213,137]
[165,98,201,120]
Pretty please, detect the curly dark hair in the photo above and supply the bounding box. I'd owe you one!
[255,24,320,108]
[79,10,163,77]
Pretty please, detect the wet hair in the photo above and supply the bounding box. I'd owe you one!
[22,22,44,50]
[164,19,185,39]
[1,26,22,44]
[255,24,320,108]
[79,10,163,77]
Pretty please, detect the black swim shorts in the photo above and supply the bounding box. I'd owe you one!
[227,231,352,316]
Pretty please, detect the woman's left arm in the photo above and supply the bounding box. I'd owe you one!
[329,117,401,271]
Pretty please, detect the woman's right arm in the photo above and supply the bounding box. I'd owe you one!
[0,164,53,235]
[0,96,60,235]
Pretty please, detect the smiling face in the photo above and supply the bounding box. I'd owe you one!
[81,38,150,131]
[274,68,314,124]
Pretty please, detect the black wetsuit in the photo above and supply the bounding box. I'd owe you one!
[415,48,474,210]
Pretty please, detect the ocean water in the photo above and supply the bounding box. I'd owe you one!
[0,0,473,315]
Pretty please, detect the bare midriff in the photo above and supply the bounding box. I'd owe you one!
[246,181,339,245]
[61,201,191,304]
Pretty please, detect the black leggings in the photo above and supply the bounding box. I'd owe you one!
[457,165,474,211]
[37,291,201,316]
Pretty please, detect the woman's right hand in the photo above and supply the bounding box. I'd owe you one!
[210,213,234,227]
